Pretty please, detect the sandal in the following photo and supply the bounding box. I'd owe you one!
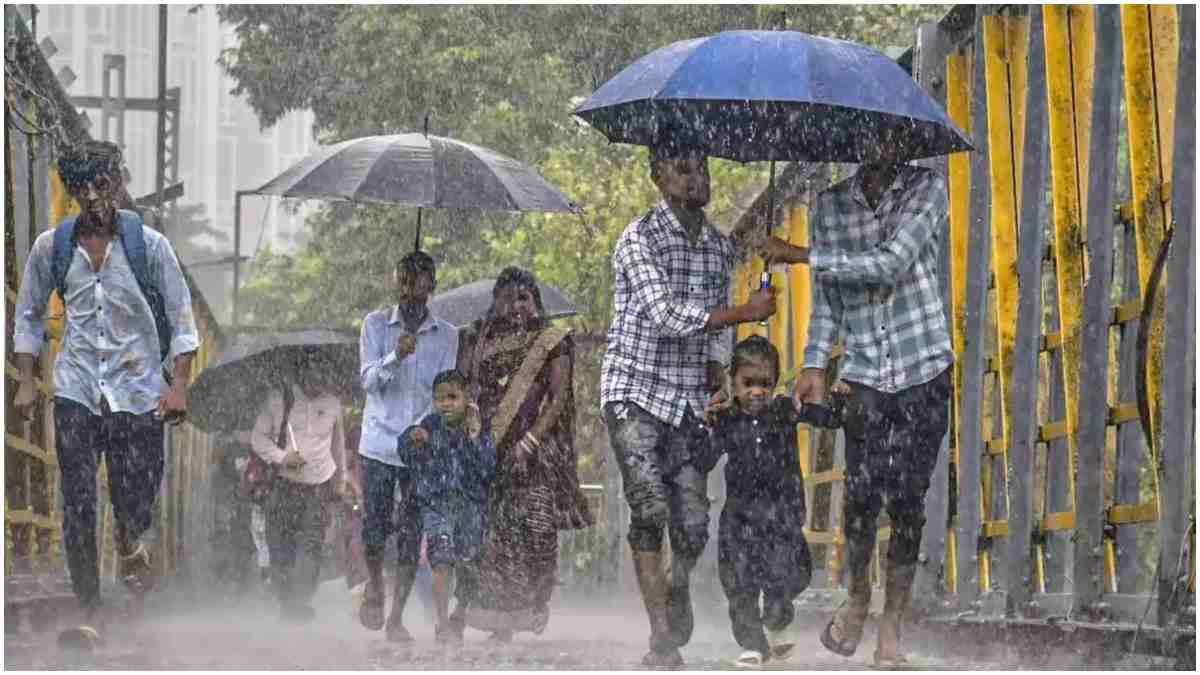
[820,603,867,658]
[766,627,794,660]
[873,651,910,670]
[359,582,385,631]
[769,641,795,661]
[57,625,101,653]
[734,650,764,670]
[118,543,155,596]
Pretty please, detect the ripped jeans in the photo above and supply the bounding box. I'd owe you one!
[602,402,710,559]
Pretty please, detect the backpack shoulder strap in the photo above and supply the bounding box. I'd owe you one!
[51,216,80,299]
[116,210,153,292]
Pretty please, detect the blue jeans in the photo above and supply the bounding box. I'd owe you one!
[359,456,421,566]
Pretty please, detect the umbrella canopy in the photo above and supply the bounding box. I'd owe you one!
[428,278,578,329]
[574,30,972,162]
[188,330,359,433]
[254,133,580,213]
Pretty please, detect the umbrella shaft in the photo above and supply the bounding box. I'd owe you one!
[414,207,423,252]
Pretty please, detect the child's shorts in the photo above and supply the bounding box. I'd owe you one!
[421,497,486,567]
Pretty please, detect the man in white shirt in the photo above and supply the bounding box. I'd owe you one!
[250,365,350,621]
[356,251,457,641]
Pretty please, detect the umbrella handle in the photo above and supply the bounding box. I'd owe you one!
[414,207,423,252]
[415,112,430,252]
[759,160,776,328]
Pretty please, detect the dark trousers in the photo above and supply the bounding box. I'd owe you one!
[54,397,165,611]
[266,478,331,609]
[360,456,421,566]
[718,497,811,656]
[840,368,952,599]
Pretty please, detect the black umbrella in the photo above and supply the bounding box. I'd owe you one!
[253,124,580,251]
[188,330,359,433]
[428,278,578,329]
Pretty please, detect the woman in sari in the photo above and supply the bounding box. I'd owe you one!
[457,267,593,641]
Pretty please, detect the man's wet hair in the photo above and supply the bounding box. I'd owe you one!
[731,335,781,384]
[433,369,468,391]
[396,250,436,283]
[58,141,124,191]
[648,122,707,178]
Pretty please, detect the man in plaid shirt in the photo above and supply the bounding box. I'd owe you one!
[602,139,776,668]
[766,139,953,666]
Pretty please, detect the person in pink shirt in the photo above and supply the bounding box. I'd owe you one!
[250,366,355,621]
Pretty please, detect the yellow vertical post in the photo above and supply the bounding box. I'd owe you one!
[1122,5,1177,494]
[749,256,767,339]
[982,13,1030,558]
[734,263,753,343]
[788,206,812,476]
[769,262,789,372]
[1043,4,1095,518]
[944,47,973,596]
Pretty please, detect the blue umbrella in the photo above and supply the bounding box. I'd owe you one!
[574,30,972,162]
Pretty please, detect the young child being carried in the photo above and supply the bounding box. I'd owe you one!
[704,336,844,669]
[401,370,496,644]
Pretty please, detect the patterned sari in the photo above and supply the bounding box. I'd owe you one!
[459,320,593,634]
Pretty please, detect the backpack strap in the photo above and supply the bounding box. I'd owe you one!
[117,210,152,293]
[117,211,173,369]
[51,215,81,300]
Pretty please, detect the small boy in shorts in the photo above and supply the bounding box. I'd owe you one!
[402,370,495,643]
[704,336,843,669]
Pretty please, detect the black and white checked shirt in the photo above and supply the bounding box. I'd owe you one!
[803,165,954,393]
[602,201,735,427]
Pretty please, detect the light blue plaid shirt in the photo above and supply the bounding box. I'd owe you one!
[13,224,200,415]
[804,165,954,393]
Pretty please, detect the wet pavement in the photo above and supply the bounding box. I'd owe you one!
[4,580,1003,670]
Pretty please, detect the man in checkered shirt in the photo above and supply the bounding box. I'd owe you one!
[766,133,953,666]
[601,139,777,668]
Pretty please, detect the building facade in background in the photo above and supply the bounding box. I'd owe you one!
[34,4,316,324]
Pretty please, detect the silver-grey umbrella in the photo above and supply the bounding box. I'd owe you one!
[188,329,359,432]
[428,279,578,329]
[253,132,580,249]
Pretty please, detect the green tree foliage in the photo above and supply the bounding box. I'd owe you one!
[217,4,949,481]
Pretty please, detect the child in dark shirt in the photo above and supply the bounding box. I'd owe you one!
[402,370,496,643]
[706,336,842,669]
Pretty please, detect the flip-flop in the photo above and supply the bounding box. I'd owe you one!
[734,650,764,670]
[358,584,385,631]
[57,625,101,653]
[769,640,796,660]
[873,650,910,670]
[820,617,860,658]
[118,543,155,596]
